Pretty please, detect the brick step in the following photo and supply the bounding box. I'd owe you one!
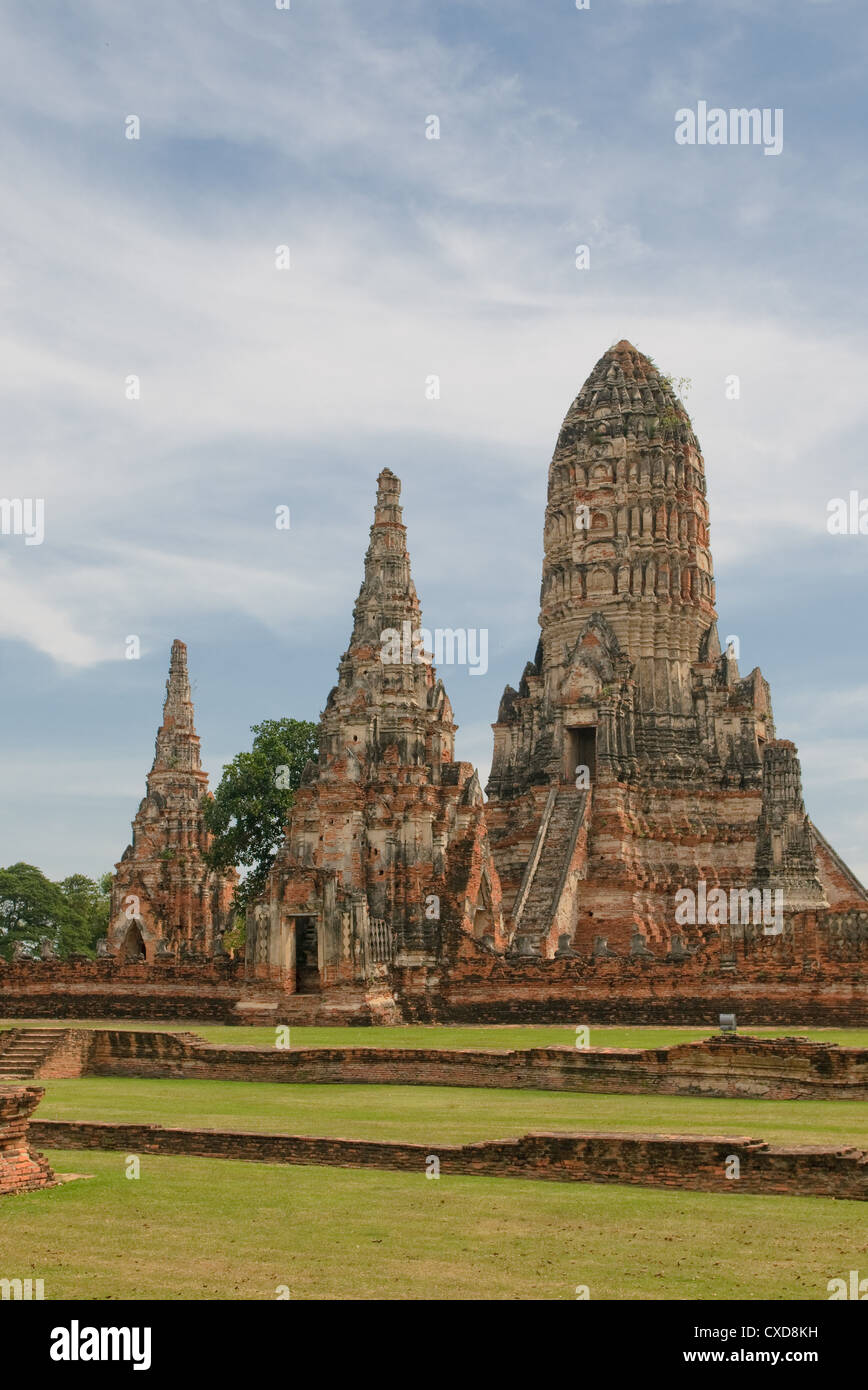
[0,1028,68,1079]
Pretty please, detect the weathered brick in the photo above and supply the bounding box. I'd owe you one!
[0,1086,56,1195]
[28,1118,868,1202]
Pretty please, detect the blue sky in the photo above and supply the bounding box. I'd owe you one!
[1,0,866,883]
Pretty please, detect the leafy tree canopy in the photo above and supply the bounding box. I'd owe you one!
[0,863,111,961]
[56,872,112,956]
[204,717,319,913]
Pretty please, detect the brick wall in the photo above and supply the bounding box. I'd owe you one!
[72,1030,868,1100]
[35,1030,98,1079]
[1,943,866,1026]
[0,1086,56,1195]
[0,963,387,1025]
[0,959,245,1023]
[29,1118,868,1201]
[425,951,868,1026]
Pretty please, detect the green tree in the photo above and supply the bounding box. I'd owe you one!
[0,863,70,960]
[56,872,112,957]
[204,718,319,912]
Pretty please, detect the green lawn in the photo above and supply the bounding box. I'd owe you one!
[4,1019,868,1050]
[1,1150,864,1300]
[32,1076,868,1147]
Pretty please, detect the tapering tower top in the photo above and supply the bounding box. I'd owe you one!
[321,470,455,771]
[346,469,423,655]
[540,340,717,721]
[150,639,206,782]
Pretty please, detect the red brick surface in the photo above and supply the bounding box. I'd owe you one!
[0,1086,56,1195]
[30,1028,868,1101]
[29,1118,868,1201]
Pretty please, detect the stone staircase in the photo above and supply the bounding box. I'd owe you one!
[0,1028,65,1080]
[513,786,591,945]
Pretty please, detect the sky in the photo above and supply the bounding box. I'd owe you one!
[1,0,867,884]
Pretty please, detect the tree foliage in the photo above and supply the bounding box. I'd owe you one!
[56,872,112,956]
[203,717,319,912]
[0,863,111,961]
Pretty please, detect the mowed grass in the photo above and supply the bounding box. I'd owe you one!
[6,1021,867,1302]
[1,1150,864,1300]
[33,1077,868,1148]
[3,1019,868,1050]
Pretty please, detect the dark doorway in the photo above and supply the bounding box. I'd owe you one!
[295,917,321,994]
[121,922,146,962]
[566,726,596,785]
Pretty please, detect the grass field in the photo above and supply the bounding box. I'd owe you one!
[4,1019,866,1301]
[3,1020,868,1049]
[32,1076,868,1147]
[1,1150,865,1300]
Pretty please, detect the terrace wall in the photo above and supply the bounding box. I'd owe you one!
[2,944,865,1027]
[30,1120,868,1201]
[34,1030,868,1101]
[0,962,386,1025]
[422,907,868,1025]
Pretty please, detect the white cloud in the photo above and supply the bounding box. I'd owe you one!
[0,0,866,880]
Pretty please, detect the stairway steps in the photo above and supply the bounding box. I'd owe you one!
[515,788,591,936]
[0,1028,68,1079]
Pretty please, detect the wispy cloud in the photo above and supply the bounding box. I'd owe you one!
[0,0,866,875]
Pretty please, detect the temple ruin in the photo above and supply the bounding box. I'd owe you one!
[484,340,864,959]
[107,639,236,963]
[0,1086,56,1196]
[2,340,865,1024]
[247,468,507,1000]
[247,339,867,1004]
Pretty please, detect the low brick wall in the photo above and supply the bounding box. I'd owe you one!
[429,967,868,1027]
[2,950,867,1027]
[0,987,242,1023]
[75,1031,868,1101]
[0,964,387,1025]
[30,1118,868,1200]
[0,1087,56,1195]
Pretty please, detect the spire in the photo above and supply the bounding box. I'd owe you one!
[537,339,716,717]
[557,340,694,446]
[150,639,204,778]
[347,468,423,654]
[110,637,235,961]
[321,469,455,769]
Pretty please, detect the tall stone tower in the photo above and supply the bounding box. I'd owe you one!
[486,341,857,957]
[108,640,236,961]
[249,469,506,998]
